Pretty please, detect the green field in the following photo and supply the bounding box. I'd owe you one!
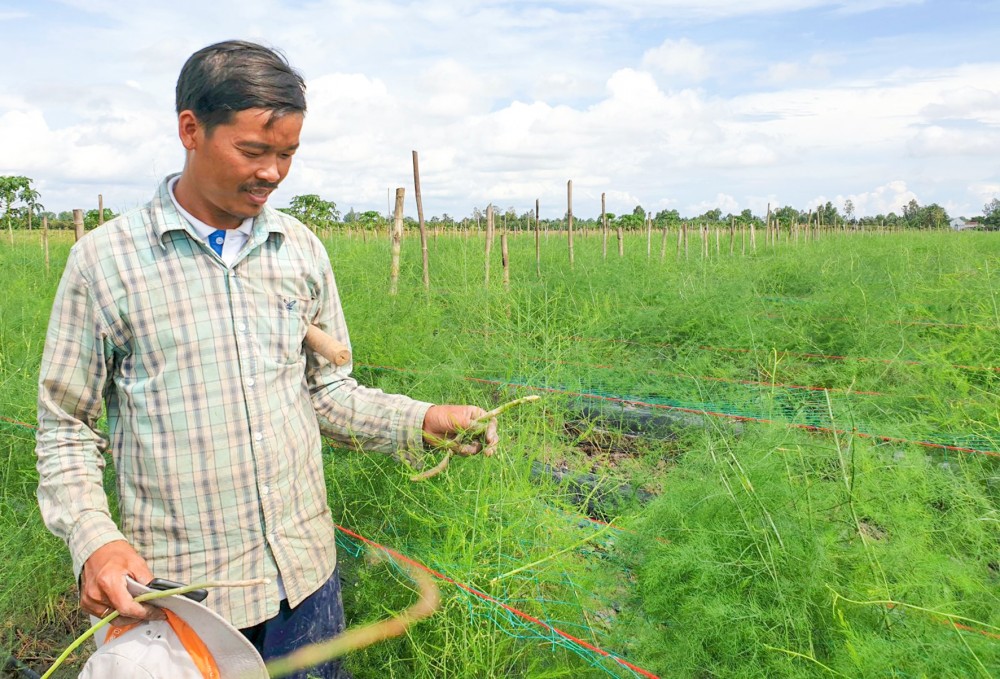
[2,227,999,677]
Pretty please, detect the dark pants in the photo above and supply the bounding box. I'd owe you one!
[240,565,353,679]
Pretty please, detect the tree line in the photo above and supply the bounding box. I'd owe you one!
[4,175,999,234]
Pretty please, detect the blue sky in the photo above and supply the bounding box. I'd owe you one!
[1,0,998,220]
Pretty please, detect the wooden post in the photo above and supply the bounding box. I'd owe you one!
[73,209,85,242]
[646,214,652,258]
[729,218,735,255]
[411,151,430,291]
[43,214,50,273]
[567,180,574,267]
[98,194,105,226]
[741,225,746,256]
[601,193,608,260]
[617,212,624,258]
[501,228,510,287]
[389,188,405,295]
[677,223,682,256]
[535,199,541,277]
[715,227,721,256]
[485,204,494,287]
[660,222,668,261]
[762,204,769,252]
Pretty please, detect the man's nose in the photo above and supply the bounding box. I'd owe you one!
[256,157,280,183]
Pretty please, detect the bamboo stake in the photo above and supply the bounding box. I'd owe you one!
[535,198,541,277]
[646,214,652,258]
[601,193,608,259]
[389,188,405,296]
[98,194,104,226]
[501,229,510,287]
[485,204,494,287]
[412,151,430,291]
[43,214,50,273]
[73,209,85,242]
[616,211,624,257]
[567,180,574,267]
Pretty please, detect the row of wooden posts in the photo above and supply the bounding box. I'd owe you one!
[27,167,892,288]
[387,165,897,294]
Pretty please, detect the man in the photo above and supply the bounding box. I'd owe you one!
[35,40,496,678]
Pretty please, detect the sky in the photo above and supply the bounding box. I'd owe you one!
[1,0,998,220]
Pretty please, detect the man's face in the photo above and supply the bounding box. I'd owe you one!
[177,108,303,229]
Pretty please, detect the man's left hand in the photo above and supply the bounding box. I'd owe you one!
[422,405,499,457]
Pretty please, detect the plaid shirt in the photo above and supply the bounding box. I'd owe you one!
[35,175,432,627]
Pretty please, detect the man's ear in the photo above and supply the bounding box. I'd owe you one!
[177,110,200,151]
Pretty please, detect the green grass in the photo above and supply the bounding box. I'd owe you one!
[1,227,998,677]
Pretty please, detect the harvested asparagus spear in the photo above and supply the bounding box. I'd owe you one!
[411,394,540,482]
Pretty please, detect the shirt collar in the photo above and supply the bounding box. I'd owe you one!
[151,173,287,248]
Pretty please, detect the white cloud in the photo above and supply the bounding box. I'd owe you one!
[817,180,918,217]
[0,0,995,221]
[686,193,740,216]
[642,38,714,83]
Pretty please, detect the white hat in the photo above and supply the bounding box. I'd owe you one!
[78,576,268,679]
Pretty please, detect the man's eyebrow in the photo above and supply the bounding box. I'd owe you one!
[237,140,300,152]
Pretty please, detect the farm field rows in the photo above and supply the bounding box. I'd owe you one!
[1,228,999,677]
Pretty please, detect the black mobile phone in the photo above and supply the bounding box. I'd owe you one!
[147,578,209,603]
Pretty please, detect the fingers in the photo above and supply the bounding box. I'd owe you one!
[81,541,166,623]
[483,417,499,457]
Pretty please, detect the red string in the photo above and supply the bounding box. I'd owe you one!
[334,523,662,678]
[362,365,1000,458]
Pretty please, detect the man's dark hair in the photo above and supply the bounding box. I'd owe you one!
[175,40,306,134]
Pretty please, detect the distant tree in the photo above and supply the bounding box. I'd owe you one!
[654,208,680,226]
[0,175,32,235]
[699,208,722,223]
[982,198,1000,229]
[617,212,643,231]
[818,201,840,227]
[902,199,922,228]
[18,182,43,229]
[843,199,855,224]
[356,210,385,231]
[773,205,801,225]
[84,208,116,230]
[282,194,340,231]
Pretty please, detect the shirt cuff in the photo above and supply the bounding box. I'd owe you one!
[69,512,128,578]
[393,399,435,468]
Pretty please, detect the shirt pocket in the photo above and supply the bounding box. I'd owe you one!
[253,292,314,365]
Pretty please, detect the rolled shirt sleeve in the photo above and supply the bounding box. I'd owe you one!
[35,248,127,577]
[305,246,433,467]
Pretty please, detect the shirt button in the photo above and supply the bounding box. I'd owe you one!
[254,432,263,441]
[261,484,270,495]
[247,378,256,387]
[238,322,247,332]
[215,236,224,245]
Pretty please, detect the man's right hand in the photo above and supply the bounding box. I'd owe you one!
[80,540,166,626]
